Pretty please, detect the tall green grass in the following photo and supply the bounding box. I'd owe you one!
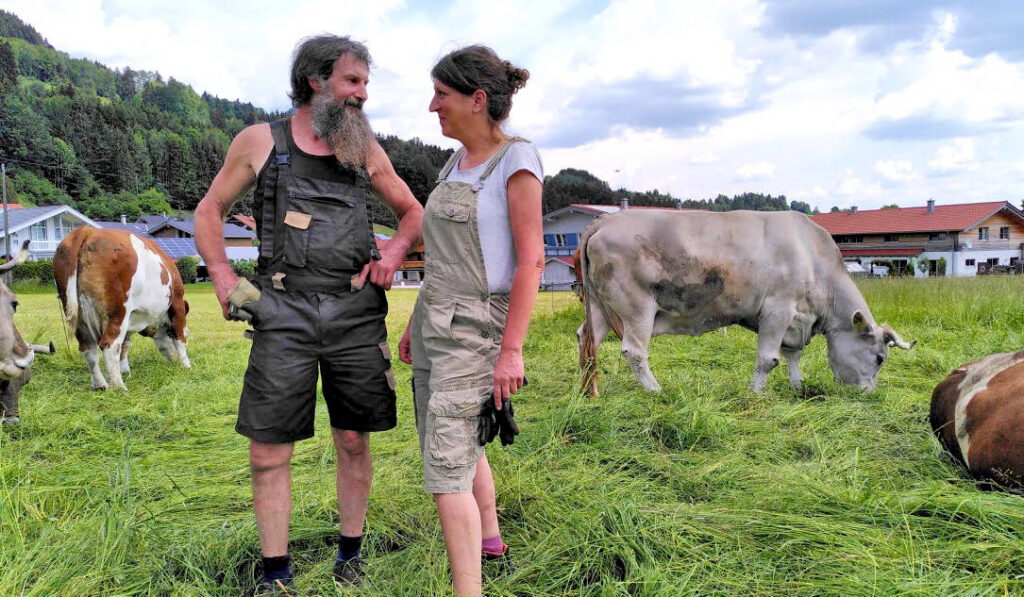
[2,278,1024,595]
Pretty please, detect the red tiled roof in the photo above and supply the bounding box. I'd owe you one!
[812,201,1017,234]
[548,256,575,266]
[841,248,923,257]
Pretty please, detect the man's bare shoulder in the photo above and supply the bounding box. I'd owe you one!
[231,123,275,175]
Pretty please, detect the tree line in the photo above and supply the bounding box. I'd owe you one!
[0,10,817,230]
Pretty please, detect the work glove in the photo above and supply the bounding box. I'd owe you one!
[226,278,261,322]
[478,397,520,447]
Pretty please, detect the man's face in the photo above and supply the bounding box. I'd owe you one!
[310,53,373,166]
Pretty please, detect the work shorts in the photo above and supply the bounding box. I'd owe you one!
[410,287,509,493]
[236,284,397,444]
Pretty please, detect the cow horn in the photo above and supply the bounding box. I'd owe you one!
[882,324,915,350]
[28,342,55,355]
[0,240,31,273]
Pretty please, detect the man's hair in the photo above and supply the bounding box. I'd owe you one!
[289,35,372,107]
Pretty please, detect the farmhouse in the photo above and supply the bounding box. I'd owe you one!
[541,201,684,289]
[0,205,98,259]
[811,200,1024,277]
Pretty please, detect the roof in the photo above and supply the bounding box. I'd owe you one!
[544,204,687,221]
[841,248,923,257]
[149,217,255,239]
[95,221,153,236]
[151,238,198,259]
[545,256,575,267]
[138,214,169,230]
[0,205,98,236]
[812,201,1021,235]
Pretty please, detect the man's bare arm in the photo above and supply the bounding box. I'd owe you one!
[362,140,424,289]
[195,124,269,317]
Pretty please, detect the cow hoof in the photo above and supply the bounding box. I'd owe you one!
[1,416,19,426]
[93,384,108,391]
[180,359,192,369]
[113,384,129,392]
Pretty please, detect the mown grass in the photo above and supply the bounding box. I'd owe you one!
[2,277,1024,596]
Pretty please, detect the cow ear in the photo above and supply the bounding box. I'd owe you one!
[851,310,872,334]
[184,300,190,315]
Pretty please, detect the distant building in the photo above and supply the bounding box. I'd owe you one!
[811,200,1024,276]
[0,205,98,259]
[541,201,683,290]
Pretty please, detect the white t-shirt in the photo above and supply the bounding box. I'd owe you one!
[442,142,544,294]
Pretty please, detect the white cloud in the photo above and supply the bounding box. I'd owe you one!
[876,160,921,182]
[735,161,776,180]
[836,176,883,197]
[929,138,978,172]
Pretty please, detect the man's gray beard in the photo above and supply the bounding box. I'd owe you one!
[310,92,373,168]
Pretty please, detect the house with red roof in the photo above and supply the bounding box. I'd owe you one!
[811,200,1024,277]
[541,200,685,289]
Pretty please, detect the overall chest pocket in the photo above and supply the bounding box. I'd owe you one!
[426,188,474,265]
[282,176,371,271]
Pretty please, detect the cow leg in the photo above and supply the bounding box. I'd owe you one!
[620,304,661,392]
[174,339,191,369]
[100,315,130,392]
[83,345,108,391]
[119,334,131,376]
[751,305,795,393]
[781,347,803,390]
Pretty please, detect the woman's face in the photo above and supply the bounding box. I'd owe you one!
[428,79,475,139]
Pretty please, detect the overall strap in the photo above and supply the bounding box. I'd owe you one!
[261,119,292,261]
[477,137,526,186]
[436,148,465,183]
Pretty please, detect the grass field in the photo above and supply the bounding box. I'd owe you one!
[3,277,1024,596]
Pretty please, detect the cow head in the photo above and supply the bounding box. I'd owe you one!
[0,242,35,380]
[826,310,913,391]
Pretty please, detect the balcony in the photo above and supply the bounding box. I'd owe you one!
[544,246,577,257]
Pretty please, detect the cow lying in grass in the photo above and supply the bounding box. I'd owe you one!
[931,351,1024,490]
[575,210,913,396]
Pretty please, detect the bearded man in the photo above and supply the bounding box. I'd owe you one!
[195,35,422,595]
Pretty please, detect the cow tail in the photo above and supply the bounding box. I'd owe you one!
[578,220,600,397]
[52,228,83,337]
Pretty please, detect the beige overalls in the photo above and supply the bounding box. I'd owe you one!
[409,140,521,494]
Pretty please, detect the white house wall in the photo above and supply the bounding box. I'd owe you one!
[543,212,597,235]
[541,260,576,290]
[855,249,1022,277]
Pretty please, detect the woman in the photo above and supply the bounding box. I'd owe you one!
[398,45,544,596]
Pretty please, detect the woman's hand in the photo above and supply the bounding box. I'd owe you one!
[492,347,525,407]
[398,324,413,364]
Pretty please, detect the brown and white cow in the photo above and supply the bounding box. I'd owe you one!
[54,227,190,391]
[577,209,913,396]
[931,352,1024,489]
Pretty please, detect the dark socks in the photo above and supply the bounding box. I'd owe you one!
[337,534,363,561]
[262,554,291,582]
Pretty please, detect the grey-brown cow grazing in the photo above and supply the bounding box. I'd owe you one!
[0,241,50,425]
[576,210,913,396]
[931,351,1024,490]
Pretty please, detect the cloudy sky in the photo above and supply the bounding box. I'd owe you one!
[3,0,1024,211]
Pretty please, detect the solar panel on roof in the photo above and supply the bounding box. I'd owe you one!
[151,238,197,259]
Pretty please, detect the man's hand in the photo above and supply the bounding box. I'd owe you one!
[492,347,525,408]
[358,239,405,290]
[398,325,412,364]
[209,263,241,320]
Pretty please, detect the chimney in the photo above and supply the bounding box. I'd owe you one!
[927,199,935,214]
[620,197,629,211]
[850,206,857,215]
[120,214,127,224]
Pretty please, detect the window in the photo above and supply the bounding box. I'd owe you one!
[928,232,948,241]
[1000,226,1010,239]
[988,258,999,266]
[979,227,989,240]
[30,222,47,241]
[966,259,976,267]
[54,216,74,240]
[835,235,863,243]
[554,234,567,247]
[883,234,899,242]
